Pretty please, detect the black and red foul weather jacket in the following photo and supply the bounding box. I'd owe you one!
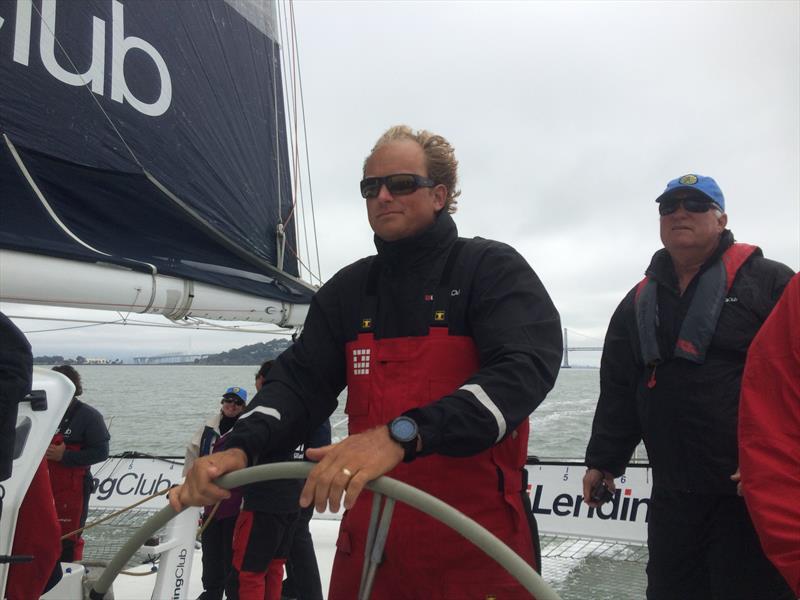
[585,230,794,494]
[226,210,562,475]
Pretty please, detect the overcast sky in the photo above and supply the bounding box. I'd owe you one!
[3,0,799,364]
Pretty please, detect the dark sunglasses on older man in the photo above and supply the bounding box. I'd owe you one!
[222,397,244,406]
[658,197,720,216]
[360,173,436,199]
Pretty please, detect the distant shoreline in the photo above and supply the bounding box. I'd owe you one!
[33,362,267,367]
[33,339,293,368]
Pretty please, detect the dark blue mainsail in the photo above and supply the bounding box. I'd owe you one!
[0,0,312,303]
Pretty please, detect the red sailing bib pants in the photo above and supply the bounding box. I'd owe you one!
[47,433,89,560]
[328,327,536,599]
[6,459,61,600]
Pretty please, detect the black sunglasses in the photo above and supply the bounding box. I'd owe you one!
[222,397,244,406]
[360,173,436,199]
[658,197,720,216]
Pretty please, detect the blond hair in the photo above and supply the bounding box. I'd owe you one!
[364,125,461,214]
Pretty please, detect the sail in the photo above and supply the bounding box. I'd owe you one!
[0,0,313,308]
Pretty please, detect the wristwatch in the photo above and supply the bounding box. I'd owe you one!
[388,415,419,463]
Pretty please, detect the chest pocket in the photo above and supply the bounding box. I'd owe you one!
[344,341,373,418]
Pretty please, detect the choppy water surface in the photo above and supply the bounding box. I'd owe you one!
[46,365,602,458]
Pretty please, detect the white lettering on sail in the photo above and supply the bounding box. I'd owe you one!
[40,0,105,94]
[111,0,172,117]
[2,0,172,117]
[12,0,31,65]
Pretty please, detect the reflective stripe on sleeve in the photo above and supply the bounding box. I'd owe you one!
[239,406,281,421]
[459,383,506,443]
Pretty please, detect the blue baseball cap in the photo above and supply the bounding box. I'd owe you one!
[655,174,725,211]
[223,386,247,403]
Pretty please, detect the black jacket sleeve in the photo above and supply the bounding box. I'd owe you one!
[584,290,644,476]
[410,241,563,457]
[62,404,110,467]
[226,278,346,464]
[0,312,32,481]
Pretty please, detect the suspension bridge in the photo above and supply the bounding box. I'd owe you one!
[561,328,603,368]
[132,353,210,365]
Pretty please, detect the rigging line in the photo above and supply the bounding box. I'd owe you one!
[283,0,300,201]
[291,1,323,283]
[175,316,297,335]
[7,314,297,335]
[277,0,312,284]
[278,0,300,232]
[278,1,304,248]
[118,286,143,323]
[272,1,283,219]
[293,169,313,282]
[289,2,313,283]
[279,0,307,285]
[22,321,125,334]
[283,243,323,287]
[143,171,313,290]
[92,455,131,479]
[290,5,302,240]
[197,501,222,539]
[61,487,171,541]
[276,0,305,282]
[31,0,144,171]
[115,452,184,466]
[282,237,322,286]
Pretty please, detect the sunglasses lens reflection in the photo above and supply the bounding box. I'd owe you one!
[360,174,428,199]
[360,179,380,198]
[659,198,715,216]
[659,200,678,216]
[386,174,417,195]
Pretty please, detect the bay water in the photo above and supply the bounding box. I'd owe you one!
[43,365,602,459]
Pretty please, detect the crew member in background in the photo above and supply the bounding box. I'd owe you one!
[739,273,800,596]
[582,174,795,599]
[185,386,248,600]
[225,361,302,600]
[274,363,331,600]
[2,312,61,599]
[172,125,562,599]
[47,365,110,562]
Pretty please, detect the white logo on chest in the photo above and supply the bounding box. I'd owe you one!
[352,348,371,375]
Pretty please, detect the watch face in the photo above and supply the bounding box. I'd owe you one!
[392,417,417,442]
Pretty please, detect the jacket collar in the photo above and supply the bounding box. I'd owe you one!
[646,229,734,291]
[373,211,458,268]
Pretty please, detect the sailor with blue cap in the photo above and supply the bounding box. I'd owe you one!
[185,385,248,600]
[584,173,795,599]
